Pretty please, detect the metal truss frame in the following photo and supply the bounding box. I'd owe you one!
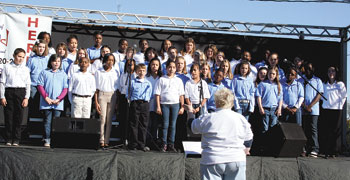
[0,2,349,42]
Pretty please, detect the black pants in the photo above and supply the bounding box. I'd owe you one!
[117,94,129,143]
[4,88,26,143]
[322,109,342,155]
[129,100,149,149]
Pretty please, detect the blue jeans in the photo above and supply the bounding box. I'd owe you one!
[43,109,61,144]
[200,161,246,180]
[262,107,278,133]
[160,103,179,145]
[302,115,319,153]
[281,108,302,126]
[235,102,250,120]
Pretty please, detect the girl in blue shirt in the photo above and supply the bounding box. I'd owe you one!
[219,59,233,88]
[256,67,283,133]
[231,61,255,120]
[56,42,73,75]
[27,40,50,118]
[37,54,68,147]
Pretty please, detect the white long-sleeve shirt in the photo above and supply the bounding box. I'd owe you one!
[191,108,253,165]
[322,81,347,110]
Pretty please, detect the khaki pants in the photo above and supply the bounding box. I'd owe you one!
[71,96,92,118]
[98,91,117,144]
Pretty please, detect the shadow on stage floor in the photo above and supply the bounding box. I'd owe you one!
[1,144,350,180]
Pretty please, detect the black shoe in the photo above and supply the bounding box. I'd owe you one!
[160,144,167,152]
[167,144,177,152]
[128,145,137,150]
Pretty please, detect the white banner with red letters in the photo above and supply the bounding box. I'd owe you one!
[0,13,52,70]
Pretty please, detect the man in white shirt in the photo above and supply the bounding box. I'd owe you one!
[191,88,253,180]
[133,39,149,65]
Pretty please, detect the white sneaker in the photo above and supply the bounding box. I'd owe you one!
[12,143,19,146]
[44,143,50,147]
[5,142,11,146]
[310,151,318,158]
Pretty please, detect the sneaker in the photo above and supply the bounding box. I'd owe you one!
[310,151,318,158]
[12,142,19,146]
[167,144,177,153]
[142,146,150,152]
[44,143,50,148]
[5,142,11,146]
[160,144,167,152]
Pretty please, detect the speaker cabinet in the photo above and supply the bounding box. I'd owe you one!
[51,117,101,149]
[267,122,307,157]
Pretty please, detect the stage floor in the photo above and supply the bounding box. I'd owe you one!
[1,144,350,180]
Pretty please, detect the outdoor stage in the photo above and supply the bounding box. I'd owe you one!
[1,145,350,180]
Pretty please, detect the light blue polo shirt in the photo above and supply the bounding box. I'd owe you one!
[256,80,283,108]
[127,77,152,101]
[176,73,191,88]
[87,46,101,60]
[61,58,73,74]
[26,55,50,86]
[231,75,255,111]
[299,75,323,115]
[222,77,232,89]
[207,82,225,111]
[281,78,304,108]
[37,69,68,111]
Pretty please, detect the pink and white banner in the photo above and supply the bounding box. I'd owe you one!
[0,13,52,69]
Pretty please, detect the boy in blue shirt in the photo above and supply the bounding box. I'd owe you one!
[300,63,323,157]
[127,64,153,151]
[207,69,225,113]
[281,67,304,126]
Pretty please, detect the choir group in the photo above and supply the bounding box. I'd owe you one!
[0,31,347,158]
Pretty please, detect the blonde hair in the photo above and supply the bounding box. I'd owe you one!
[176,56,188,74]
[74,48,90,64]
[219,59,233,80]
[201,62,212,81]
[214,88,234,109]
[268,67,281,95]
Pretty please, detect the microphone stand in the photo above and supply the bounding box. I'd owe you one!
[124,60,132,147]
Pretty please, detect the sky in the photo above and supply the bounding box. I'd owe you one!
[1,0,350,96]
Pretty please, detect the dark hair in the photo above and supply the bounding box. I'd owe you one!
[214,69,224,75]
[285,67,297,76]
[66,34,78,43]
[255,66,268,87]
[190,63,200,73]
[124,59,136,73]
[102,53,116,65]
[99,45,112,59]
[47,54,62,70]
[166,59,176,68]
[78,57,89,64]
[13,48,25,56]
[146,57,162,77]
[139,39,149,46]
[93,31,103,37]
[37,31,52,47]
[144,47,158,62]
[234,60,251,76]
[327,66,340,82]
[119,39,128,46]
[160,40,172,59]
